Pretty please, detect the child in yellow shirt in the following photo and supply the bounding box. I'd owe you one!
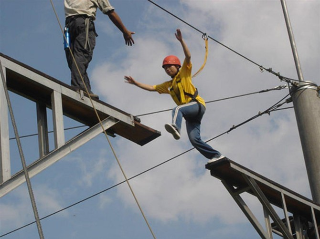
[125,29,224,163]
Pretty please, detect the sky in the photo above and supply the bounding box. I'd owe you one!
[0,0,319,239]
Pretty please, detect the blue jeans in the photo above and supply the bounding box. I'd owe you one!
[172,101,221,159]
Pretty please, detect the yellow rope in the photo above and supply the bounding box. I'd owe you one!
[48,1,156,238]
[192,34,208,78]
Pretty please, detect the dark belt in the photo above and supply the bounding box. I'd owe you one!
[66,14,93,24]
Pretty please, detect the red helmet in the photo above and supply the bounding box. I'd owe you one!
[162,55,181,68]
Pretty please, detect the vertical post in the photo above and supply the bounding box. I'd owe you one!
[0,65,10,183]
[280,0,304,82]
[263,208,273,239]
[280,0,320,203]
[51,90,65,148]
[37,102,49,157]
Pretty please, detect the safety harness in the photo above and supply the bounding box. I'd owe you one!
[169,76,198,105]
[65,14,98,51]
[169,76,201,115]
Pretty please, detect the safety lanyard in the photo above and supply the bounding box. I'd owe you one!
[192,34,208,78]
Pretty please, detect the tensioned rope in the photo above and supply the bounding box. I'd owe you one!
[206,93,292,143]
[136,84,288,117]
[9,125,86,141]
[2,2,296,238]
[48,1,156,238]
[8,84,288,141]
[1,93,292,238]
[0,62,44,239]
[147,0,299,85]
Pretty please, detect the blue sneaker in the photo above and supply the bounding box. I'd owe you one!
[165,124,180,140]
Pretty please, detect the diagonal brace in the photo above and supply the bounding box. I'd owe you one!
[222,179,270,239]
[0,117,118,197]
[243,175,294,239]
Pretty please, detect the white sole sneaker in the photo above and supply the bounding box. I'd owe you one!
[165,124,180,140]
[207,155,226,164]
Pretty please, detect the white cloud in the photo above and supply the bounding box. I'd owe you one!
[76,149,109,187]
[87,0,319,227]
[0,184,67,233]
[2,0,317,238]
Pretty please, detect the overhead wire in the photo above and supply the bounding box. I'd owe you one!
[2,1,296,237]
[1,92,293,238]
[8,85,288,142]
[206,93,292,143]
[136,84,288,117]
[146,0,300,84]
[48,1,156,238]
[9,125,87,141]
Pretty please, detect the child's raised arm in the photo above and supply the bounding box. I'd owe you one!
[124,76,155,91]
[175,29,191,63]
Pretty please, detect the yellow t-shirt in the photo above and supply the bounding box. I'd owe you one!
[153,60,205,106]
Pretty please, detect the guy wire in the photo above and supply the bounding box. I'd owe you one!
[1,92,293,238]
[49,1,156,238]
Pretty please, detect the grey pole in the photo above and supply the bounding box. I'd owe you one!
[280,0,304,82]
[291,83,320,203]
[280,0,320,203]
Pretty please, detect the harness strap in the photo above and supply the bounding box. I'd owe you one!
[65,15,98,51]
[184,89,201,116]
[184,88,198,102]
[84,18,90,50]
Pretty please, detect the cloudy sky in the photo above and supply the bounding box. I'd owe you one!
[0,0,319,238]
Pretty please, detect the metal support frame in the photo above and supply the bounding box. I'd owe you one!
[222,180,270,239]
[0,117,118,197]
[244,175,294,239]
[206,159,320,239]
[0,52,160,199]
[293,214,304,239]
[37,102,49,157]
[51,90,65,148]
[222,175,318,239]
[264,207,273,239]
[311,208,320,239]
[0,65,10,183]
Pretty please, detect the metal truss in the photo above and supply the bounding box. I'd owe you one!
[0,53,160,197]
[206,159,320,239]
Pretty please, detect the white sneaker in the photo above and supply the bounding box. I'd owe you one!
[207,155,226,164]
[165,124,180,140]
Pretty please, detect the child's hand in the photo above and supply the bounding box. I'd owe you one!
[175,29,183,42]
[124,76,136,85]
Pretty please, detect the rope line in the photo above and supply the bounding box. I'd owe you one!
[49,1,156,238]
[206,93,291,143]
[147,0,300,84]
[9,125,87,141]
[8,85,287,141]
[0,2,296,238]
[1,93,292,238]
[0,62,45,239]
[136,84,288,117]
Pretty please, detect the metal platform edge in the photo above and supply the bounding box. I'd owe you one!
[205,158,320,222]
[0,52,161,146]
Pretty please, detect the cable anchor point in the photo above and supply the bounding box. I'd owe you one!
[259,66,264,72]
[202,33,208,40]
